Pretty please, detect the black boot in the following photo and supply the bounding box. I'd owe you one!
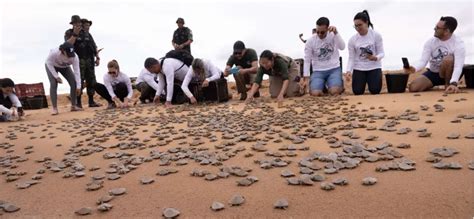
[88,95,101,107]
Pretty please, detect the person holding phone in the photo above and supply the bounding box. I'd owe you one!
[406,16,465,94]
[302,17,345,96]
[246,50,304,105]
[345,10,385,95]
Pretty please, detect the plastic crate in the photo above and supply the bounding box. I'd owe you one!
[14,83,45,98]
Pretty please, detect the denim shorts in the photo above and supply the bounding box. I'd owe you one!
[422,69,445,86]
[310,67,343,91]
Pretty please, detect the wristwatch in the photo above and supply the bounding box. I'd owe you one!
[450,82,458,87]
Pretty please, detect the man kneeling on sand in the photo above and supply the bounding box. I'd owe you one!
[407,16,465,94]
[0,78,24,122]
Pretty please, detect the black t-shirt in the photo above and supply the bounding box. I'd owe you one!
[172,27,193,53]
[64,29,97,59]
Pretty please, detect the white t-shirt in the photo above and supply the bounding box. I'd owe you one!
[304,32,345,76]
[0,93,22,115]
[414,35,465,84]
[136,68,159,97]
[181,59,223,98]
[45,48,81,89]
[346,29,385,72]
[156,58,189,102]
[103,72,133,99]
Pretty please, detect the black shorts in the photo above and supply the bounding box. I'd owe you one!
[422,69,445,86]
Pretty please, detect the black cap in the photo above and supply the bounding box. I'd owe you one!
[70,15,81,24]
[60,42,76,58]
[81,18,92,25]
[176,17,185,24]
[233,41,245,54]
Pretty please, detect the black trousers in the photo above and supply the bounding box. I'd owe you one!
[352,68,382,95]
[95,82,129,102]
[137,82,156,103]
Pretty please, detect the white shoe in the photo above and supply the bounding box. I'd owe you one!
[51,108,59,115]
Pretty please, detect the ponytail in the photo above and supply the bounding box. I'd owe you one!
[354,10,374,29]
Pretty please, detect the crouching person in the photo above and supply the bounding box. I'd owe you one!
[246,50,304,104]
[181,58,224,104]
[0,78,24,122]
[95,60,133,109]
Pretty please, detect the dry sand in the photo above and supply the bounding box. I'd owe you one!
[1,76,473,218]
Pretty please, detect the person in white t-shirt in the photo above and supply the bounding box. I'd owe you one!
[181,58,223,104]
[407,16,465,94]
[94,60,133,109]
[136,58,161,104]
[45,42,83,115]
[302,17,345,96]
[136,57,189,107]
[345,10,385,95]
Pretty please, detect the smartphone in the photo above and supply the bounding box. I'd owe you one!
[402,57,410,69]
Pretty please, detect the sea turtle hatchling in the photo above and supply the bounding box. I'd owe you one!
[96,195,115,205]
[362,177,377,186]
[1,203,20,213]
[332,177,348,186]
[75,207,92,216]
[280,170,295,178]
[108,188,127,196]
[236,178,253,186]
[162,208,180,218]
[97,203,113,212]
[210,201,225,211]
[273,198,289,210]
[229,194,245,206]
[320,182,336,191]
[140,177,155,185]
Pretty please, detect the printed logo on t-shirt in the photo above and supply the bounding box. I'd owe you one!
[358,45,374,61]
[317,43,334,61]
[430,46,449,67]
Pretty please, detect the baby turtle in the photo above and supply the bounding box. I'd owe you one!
[396,143,411,149]
[205,174,218,181]
[447,133,460,139]
[107,174,121,180]
[236,178,253,186]
[280,170,295,178]
[286,177,301,185]
[210,201,225,211]
[332,177,349,186]
[311,174,325,182]
[109,188,127,196]
[468,161,474,170]
[86,183,103,191]
[362,177,377,186]
[1,203,20,213]
[140,177,155,185]
[96,195,115,205]
[75,207,92,216]
[162,208,180,218]
[465,133,474,139]
[425,156,442,163]
[320,182,335,191]
[229,194,245,206]
[97,203,113,212]
[273,198,289,210]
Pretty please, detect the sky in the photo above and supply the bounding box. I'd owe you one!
[1,0,473,94]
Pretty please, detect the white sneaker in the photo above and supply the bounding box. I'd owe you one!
[51,108,59,115]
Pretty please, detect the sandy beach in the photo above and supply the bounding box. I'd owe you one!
[1,76,473,218]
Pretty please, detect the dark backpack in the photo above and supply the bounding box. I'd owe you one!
[161,50,193,66]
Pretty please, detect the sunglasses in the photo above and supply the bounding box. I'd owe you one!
[316,31,327,35]
[108,71,118,75]
[354,23,364,29]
